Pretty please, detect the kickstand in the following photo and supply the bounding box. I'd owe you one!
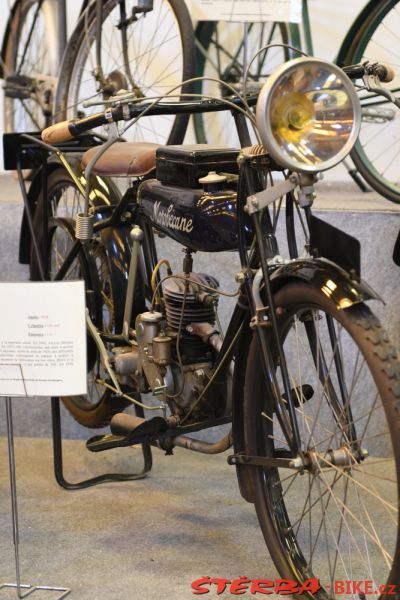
[51,397,153,490]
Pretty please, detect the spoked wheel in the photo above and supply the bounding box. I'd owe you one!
[194,20,299,146]
[55,0,195,145]
[32,168,130,427]
[344,0,400,203]
[3,0,58,133]
[244,282,400,596]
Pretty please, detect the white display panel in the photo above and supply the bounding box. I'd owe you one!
[189,0,302,22]
[0,281,87,397]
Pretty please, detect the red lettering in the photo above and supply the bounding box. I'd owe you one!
[275,579,298,595]
[364,581,374,594]
[250,579,274,594]
[230,578,250,595]
[380,584,397,596]
[210,578,231,595]
[298,579,321,595]
[192,576,211,595]
[351,582,364,595]
[335,581,345,594]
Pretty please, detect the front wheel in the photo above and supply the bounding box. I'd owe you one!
[244,282,400,595]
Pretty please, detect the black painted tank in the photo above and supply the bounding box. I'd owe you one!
[138,179,253,252]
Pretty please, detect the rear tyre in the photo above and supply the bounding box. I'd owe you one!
[32,168,131,427]
[244,282,400,595]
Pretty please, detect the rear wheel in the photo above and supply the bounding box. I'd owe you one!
[244,282,400,595]
[33,168,130,427]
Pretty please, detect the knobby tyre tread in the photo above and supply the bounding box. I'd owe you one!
[243,282,400,596]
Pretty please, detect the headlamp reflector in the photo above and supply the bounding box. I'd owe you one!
[256,58,361,172]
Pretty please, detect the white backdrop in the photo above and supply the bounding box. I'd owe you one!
[0,0,367,178]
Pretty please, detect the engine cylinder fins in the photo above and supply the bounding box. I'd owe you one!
[163,272,219,303]
[165,306,215,328]
[163,272,219,330]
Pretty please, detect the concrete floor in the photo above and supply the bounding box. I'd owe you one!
[1,174,400,598]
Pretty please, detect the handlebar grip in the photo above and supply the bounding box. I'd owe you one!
[375,63,395,83]
[41,121,74,144]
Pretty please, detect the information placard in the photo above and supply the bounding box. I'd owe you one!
[0,281,87,397]
[189,0,302,22]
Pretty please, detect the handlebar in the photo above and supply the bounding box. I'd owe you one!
[343,61,395,82]
[41,96,258,145]
[41,60,395,145]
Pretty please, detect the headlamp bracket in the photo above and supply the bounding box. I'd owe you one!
[245,174,300,215]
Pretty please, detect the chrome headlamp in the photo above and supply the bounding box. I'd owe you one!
[256,57,361,173]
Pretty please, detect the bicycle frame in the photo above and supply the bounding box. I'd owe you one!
[15,92,380,463]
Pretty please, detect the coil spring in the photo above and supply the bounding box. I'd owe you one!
[75,213,94,240]
[248,143,267,157]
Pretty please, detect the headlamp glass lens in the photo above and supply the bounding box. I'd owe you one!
[269,63,356,169]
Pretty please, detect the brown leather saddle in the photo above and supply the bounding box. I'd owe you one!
[80,142,160,177]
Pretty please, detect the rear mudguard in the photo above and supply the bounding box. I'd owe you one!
[232,257,381,504]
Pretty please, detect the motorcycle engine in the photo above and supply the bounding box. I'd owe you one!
[134,270,228,422]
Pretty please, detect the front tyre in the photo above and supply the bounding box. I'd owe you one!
[244,282,400,596]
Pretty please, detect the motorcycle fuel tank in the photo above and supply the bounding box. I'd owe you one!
[138,179,253,252]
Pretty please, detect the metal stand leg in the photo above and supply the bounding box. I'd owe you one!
[51,398,153,490]
[1,397,70,599]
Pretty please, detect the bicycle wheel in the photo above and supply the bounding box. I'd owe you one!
[194,20,299,146]
[55,0,195,145]
[35,168,131,427]
[3,0,59,133]
[343,0,400,203]
[243,281,400,595]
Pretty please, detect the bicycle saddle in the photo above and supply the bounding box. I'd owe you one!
[80,142,161,177]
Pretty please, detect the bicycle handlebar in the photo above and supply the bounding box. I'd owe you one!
[41,60,395,145]
[41,96,258,145]
[343,61,394,82]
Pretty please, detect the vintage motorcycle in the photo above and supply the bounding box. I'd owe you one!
[10,56,400,596]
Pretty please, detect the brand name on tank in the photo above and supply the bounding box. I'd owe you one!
[153,201,193,233]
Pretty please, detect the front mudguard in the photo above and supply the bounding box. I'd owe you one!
[269,257,381,309]
[232,257,381,504]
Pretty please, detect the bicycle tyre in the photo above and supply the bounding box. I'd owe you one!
[343,0,400,203]
[243,281,400,595]
[55,0,195,145]
[33,167,131,428]
[193,20,299,146]
[3,0,59,133]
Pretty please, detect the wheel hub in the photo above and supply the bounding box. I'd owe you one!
[302,446,368,474]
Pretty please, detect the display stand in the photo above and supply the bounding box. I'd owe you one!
[1,397,70,599]
[11,140,153,490]
[51,397,153,490]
